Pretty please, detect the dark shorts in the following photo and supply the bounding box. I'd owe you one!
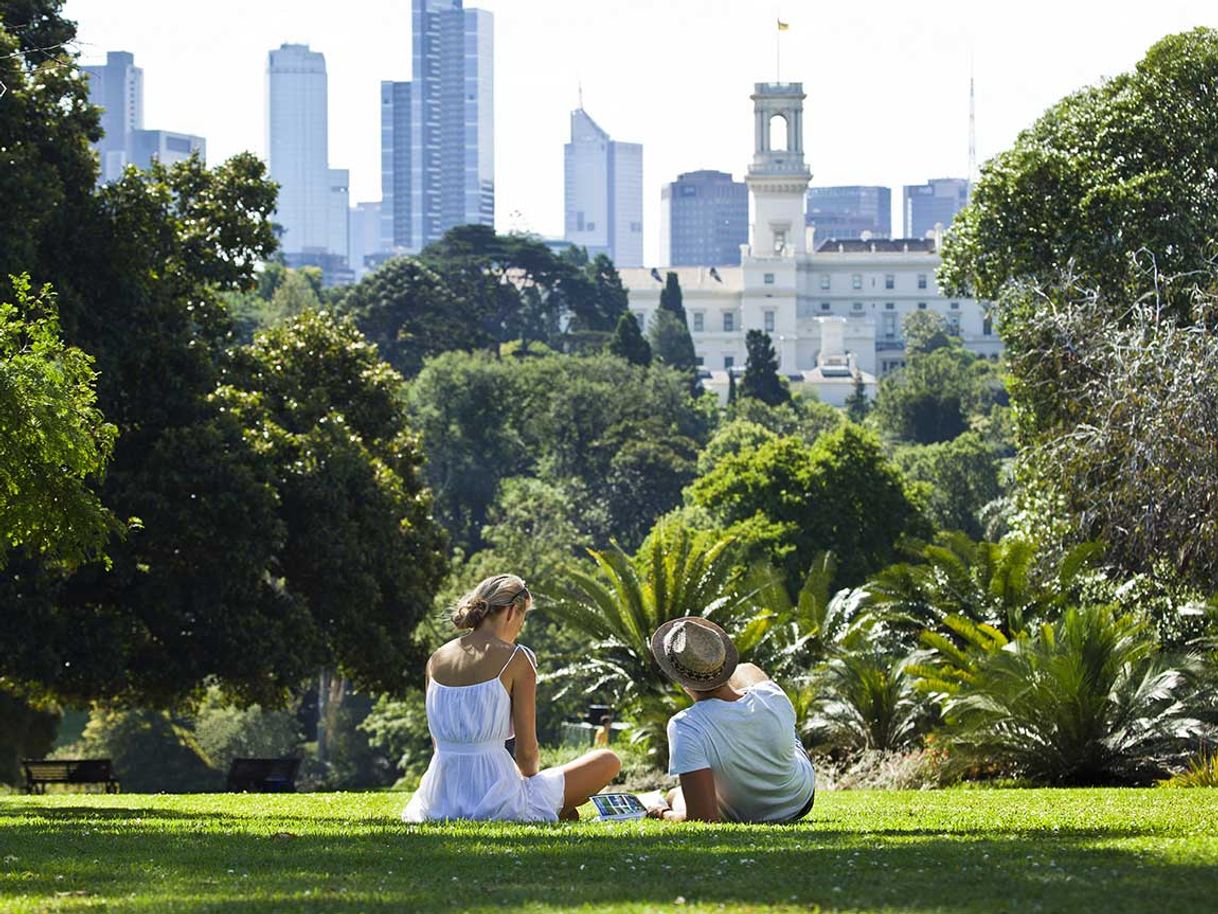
[783,788,816,823]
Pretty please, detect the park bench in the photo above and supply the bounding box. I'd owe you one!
[22,758,120,794]
[225,757,301,793]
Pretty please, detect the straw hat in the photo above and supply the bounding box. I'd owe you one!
[650,617,739,691]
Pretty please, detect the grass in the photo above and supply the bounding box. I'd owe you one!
[1,789,1217,913]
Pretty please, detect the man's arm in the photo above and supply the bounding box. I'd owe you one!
[646,769,719,822]
[729,662,771,691]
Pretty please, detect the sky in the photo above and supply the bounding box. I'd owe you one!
[63,0,1218,264]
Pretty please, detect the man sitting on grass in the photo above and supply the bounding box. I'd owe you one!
[645,617,816,824]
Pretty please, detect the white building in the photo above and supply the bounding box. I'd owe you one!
[620,82,999,406]
[564,108,644,268]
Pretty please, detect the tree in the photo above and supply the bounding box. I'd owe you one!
[738,330,790,406]
[607,312,651,366]
[689,424,929,589]
[339,256,469,377]
[940,27,1218,319]
[900,310,954,355]
[844,374,869,422]
[871,345,1000,445]
[1,275,118,568]
[216,310,449,694]
[1000,273,1218,589]
[658,271,686,321]
[648,309,698,382]
[892,432,1003,539]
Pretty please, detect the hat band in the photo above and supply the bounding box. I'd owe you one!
[665,643,726,683]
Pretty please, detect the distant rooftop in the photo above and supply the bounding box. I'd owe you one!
[816,238,937,254]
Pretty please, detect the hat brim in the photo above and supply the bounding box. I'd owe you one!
[650,616,739,691]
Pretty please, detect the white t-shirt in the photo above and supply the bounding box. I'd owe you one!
[667,680,816,823]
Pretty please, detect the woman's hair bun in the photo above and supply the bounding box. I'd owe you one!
[451,575,529,630]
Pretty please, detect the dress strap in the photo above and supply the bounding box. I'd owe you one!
[498,644,523,676]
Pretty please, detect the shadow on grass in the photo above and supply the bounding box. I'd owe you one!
[3,808,1217,913]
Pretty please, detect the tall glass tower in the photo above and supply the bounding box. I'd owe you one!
[564,108,644,268]
[409,0,494,251]
[267,44,332,257]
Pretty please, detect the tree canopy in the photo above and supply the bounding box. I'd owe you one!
[940,27,1218,318]
[739,330,790,406]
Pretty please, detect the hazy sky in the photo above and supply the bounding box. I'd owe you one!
[64,0,1217,263]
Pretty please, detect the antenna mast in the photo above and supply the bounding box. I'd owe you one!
[967,64,977,190]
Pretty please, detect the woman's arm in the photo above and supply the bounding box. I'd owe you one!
[507,652,541,777]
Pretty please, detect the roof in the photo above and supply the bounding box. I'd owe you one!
[815,238,937,254]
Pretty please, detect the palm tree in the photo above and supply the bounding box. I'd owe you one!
[802,650,928,753]
[541,523,751,750]
[866,532,1103,636]
[942,605,1214,784]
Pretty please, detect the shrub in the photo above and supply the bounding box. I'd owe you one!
[191,687,302,771]
[1159,752,1218,788]
[941,605,1213,785]
[802,651,929,753]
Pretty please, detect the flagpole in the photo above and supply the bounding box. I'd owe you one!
[776,18,781,83]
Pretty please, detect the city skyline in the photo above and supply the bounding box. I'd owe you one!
[65,0,1218,265]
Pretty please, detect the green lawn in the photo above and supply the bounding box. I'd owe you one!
[2,789,1216,913]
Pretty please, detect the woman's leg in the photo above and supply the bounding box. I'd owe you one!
[558,749,621,819]
[665,786,687,819]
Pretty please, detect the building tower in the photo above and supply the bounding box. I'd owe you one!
[745,83,812,257]
[267,44,332,257]
[564,107,643,267]
[410,0,494,251]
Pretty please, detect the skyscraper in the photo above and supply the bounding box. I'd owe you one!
[806,185,891,244]
[564,108,643,267]
[267,44,331,257]
[410,0,494,251]
[380,81,411,253]
[661,170,747,267]
[349,201,383,282]
[83,51,204,183]
[902,177,970,238]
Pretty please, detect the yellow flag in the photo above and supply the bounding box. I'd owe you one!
[777,19,790,31]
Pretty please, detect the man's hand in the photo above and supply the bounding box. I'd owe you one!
[645,803,671,820]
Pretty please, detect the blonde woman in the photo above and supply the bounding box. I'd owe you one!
[403,574,620,822]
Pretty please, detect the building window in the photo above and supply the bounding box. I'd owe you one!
[947,315,960,334]
[693,312,704,332]
[917,302,927,310]
[764,310,775,332]
[820,302,831,312]
[983,315,993,336]
[723,312,735,332]
[885,274,894,289]
[885,302,895,310]
[883,314,897,339]
[774,230,786,253]
[724,355,734,370]
[764,272,775,285]
[950,301,960,310]
[852,301,864,312]
[820,275,831,290]
[852,273,863,290]
[917,274,928,289]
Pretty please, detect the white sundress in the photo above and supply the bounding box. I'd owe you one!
[402,644,566,822]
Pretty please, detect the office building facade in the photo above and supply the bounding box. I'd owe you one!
[661,170,748,267]
[380,81,411,253]
[409,0,494,251]
[903,177,970,238]
[564,108,643,267]
[83,51,205,182]
[806,185,891,242]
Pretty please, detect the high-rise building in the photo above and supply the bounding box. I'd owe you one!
[564,108,643,267]
[661,170,747,267]
[349,202,383,282]
[267,44,331,258]
[410,0,494,251]
[380,81,411,253]
[902,177,970,238]
[83,51,205,182]
[806,185,891,243]
[266,44,351,284]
